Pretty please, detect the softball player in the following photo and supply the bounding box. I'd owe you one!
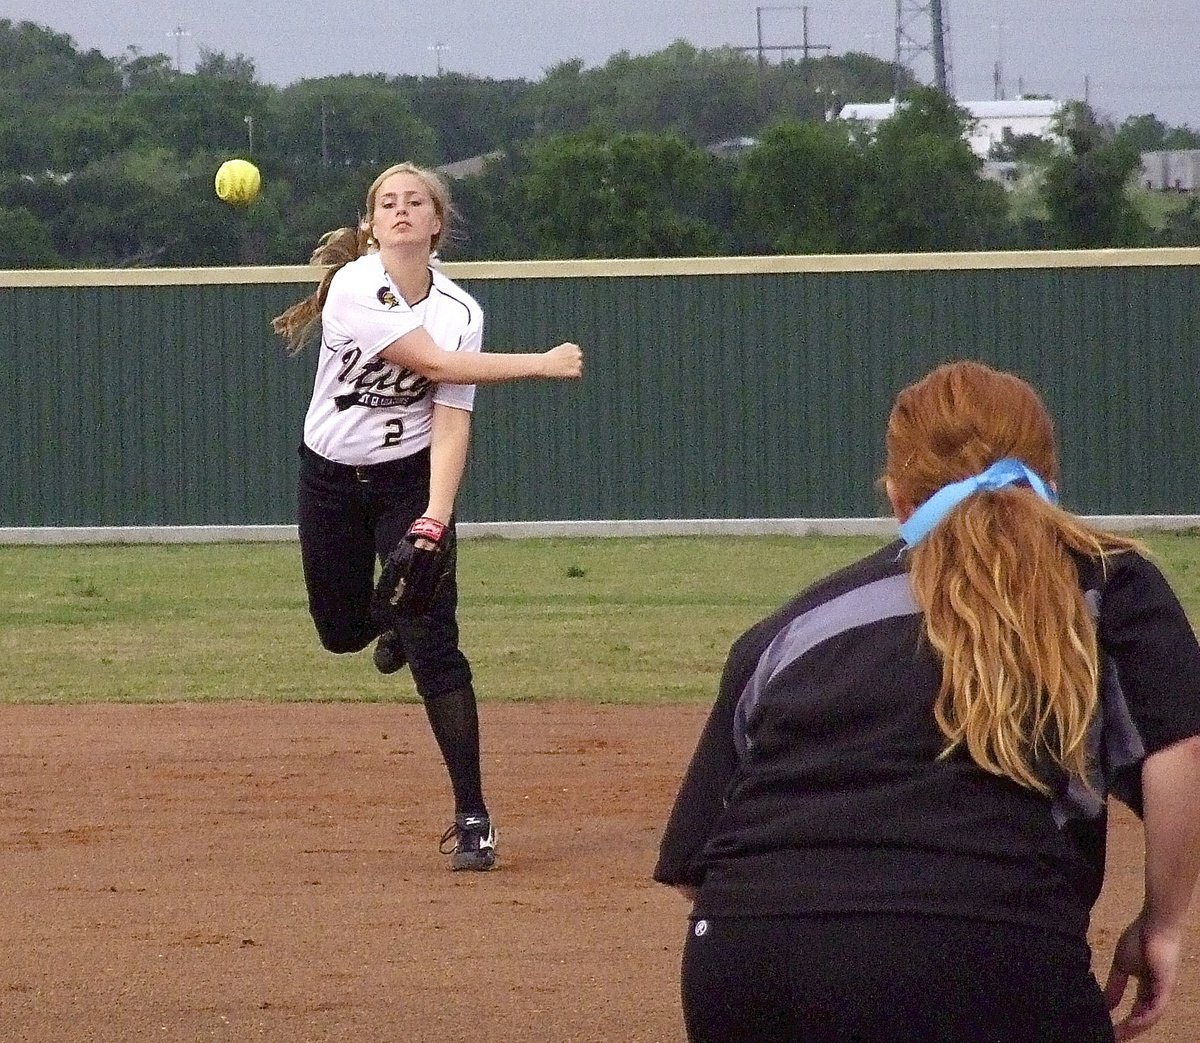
[656,361,1200,1041]
[273,162,583,870]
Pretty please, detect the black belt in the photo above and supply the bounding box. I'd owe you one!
[299,442,429,484]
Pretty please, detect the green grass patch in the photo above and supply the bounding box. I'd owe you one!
[2,533,1199,705]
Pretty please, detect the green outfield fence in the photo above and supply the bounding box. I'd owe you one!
[3,249,1200,538]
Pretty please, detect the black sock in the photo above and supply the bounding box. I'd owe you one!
[421,685,486,816]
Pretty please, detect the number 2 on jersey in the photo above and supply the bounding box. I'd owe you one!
[382,418,404,448]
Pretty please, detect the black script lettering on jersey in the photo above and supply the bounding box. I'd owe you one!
[350,358,432,405]
[336,347,363,382]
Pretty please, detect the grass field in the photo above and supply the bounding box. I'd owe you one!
[1005,174,1194,232]
[3,533,1200,705]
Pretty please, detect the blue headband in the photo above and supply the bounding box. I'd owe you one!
[898,458,1058,548]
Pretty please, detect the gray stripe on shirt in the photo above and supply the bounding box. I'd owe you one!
[734,573,920,755]
[1052,587,1148,826]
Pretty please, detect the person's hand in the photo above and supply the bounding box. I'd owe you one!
[541,342,583,379]
[1104,911,1184,1039]
[372,517,451,623]
[413,508,450,550]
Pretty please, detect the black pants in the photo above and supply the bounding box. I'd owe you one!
[681,912,1115,1043]
[296,443,472,700]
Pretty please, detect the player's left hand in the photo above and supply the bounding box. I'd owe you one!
[373,517,451,622]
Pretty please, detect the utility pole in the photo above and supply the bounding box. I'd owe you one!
[741,6,830,68]
[428,42,449,76]
[167,26,191,73]
[893,0,953,97]
[930,0,948,93]
[801,5,816,61]
[991,20,1006,99]
[320,99,330,168]
[244,114,255,155]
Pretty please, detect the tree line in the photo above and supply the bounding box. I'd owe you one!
[1,18,1198,269]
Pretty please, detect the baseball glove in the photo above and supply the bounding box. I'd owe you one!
[373,516,451,623]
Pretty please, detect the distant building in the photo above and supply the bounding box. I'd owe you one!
[837,98,1066,159]
[1140,150,1200,192]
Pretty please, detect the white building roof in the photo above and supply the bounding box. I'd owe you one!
[966,99,1062,119]
[838,98,1063,122]
[838,102,899,121]
[836,97,1066,159]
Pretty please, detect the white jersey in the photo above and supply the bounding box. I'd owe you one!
[302,252,483,465]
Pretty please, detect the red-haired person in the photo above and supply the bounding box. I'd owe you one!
[273,163,583,871]
[656,360,1200,1042]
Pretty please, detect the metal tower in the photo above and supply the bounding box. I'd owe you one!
[893,0,953,97]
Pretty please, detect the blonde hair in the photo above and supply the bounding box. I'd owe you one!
[270,162,454,356]
[885,361,1141,793]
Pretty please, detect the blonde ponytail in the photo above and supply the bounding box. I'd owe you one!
[270,226,369,356]
[908,492,1138,792]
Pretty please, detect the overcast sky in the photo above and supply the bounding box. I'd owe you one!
[8,0,1200,128]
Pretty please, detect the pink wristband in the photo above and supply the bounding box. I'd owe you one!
[408,516,447,544]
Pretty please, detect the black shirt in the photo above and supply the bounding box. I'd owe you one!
[654,541,1200,938]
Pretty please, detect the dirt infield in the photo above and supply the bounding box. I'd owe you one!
[1,703,1196,1043]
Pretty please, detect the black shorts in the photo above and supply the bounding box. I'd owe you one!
[296,443,471,698]
[680,912,1114,1043]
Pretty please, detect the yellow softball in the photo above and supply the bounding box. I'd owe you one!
[215,159,262,206]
